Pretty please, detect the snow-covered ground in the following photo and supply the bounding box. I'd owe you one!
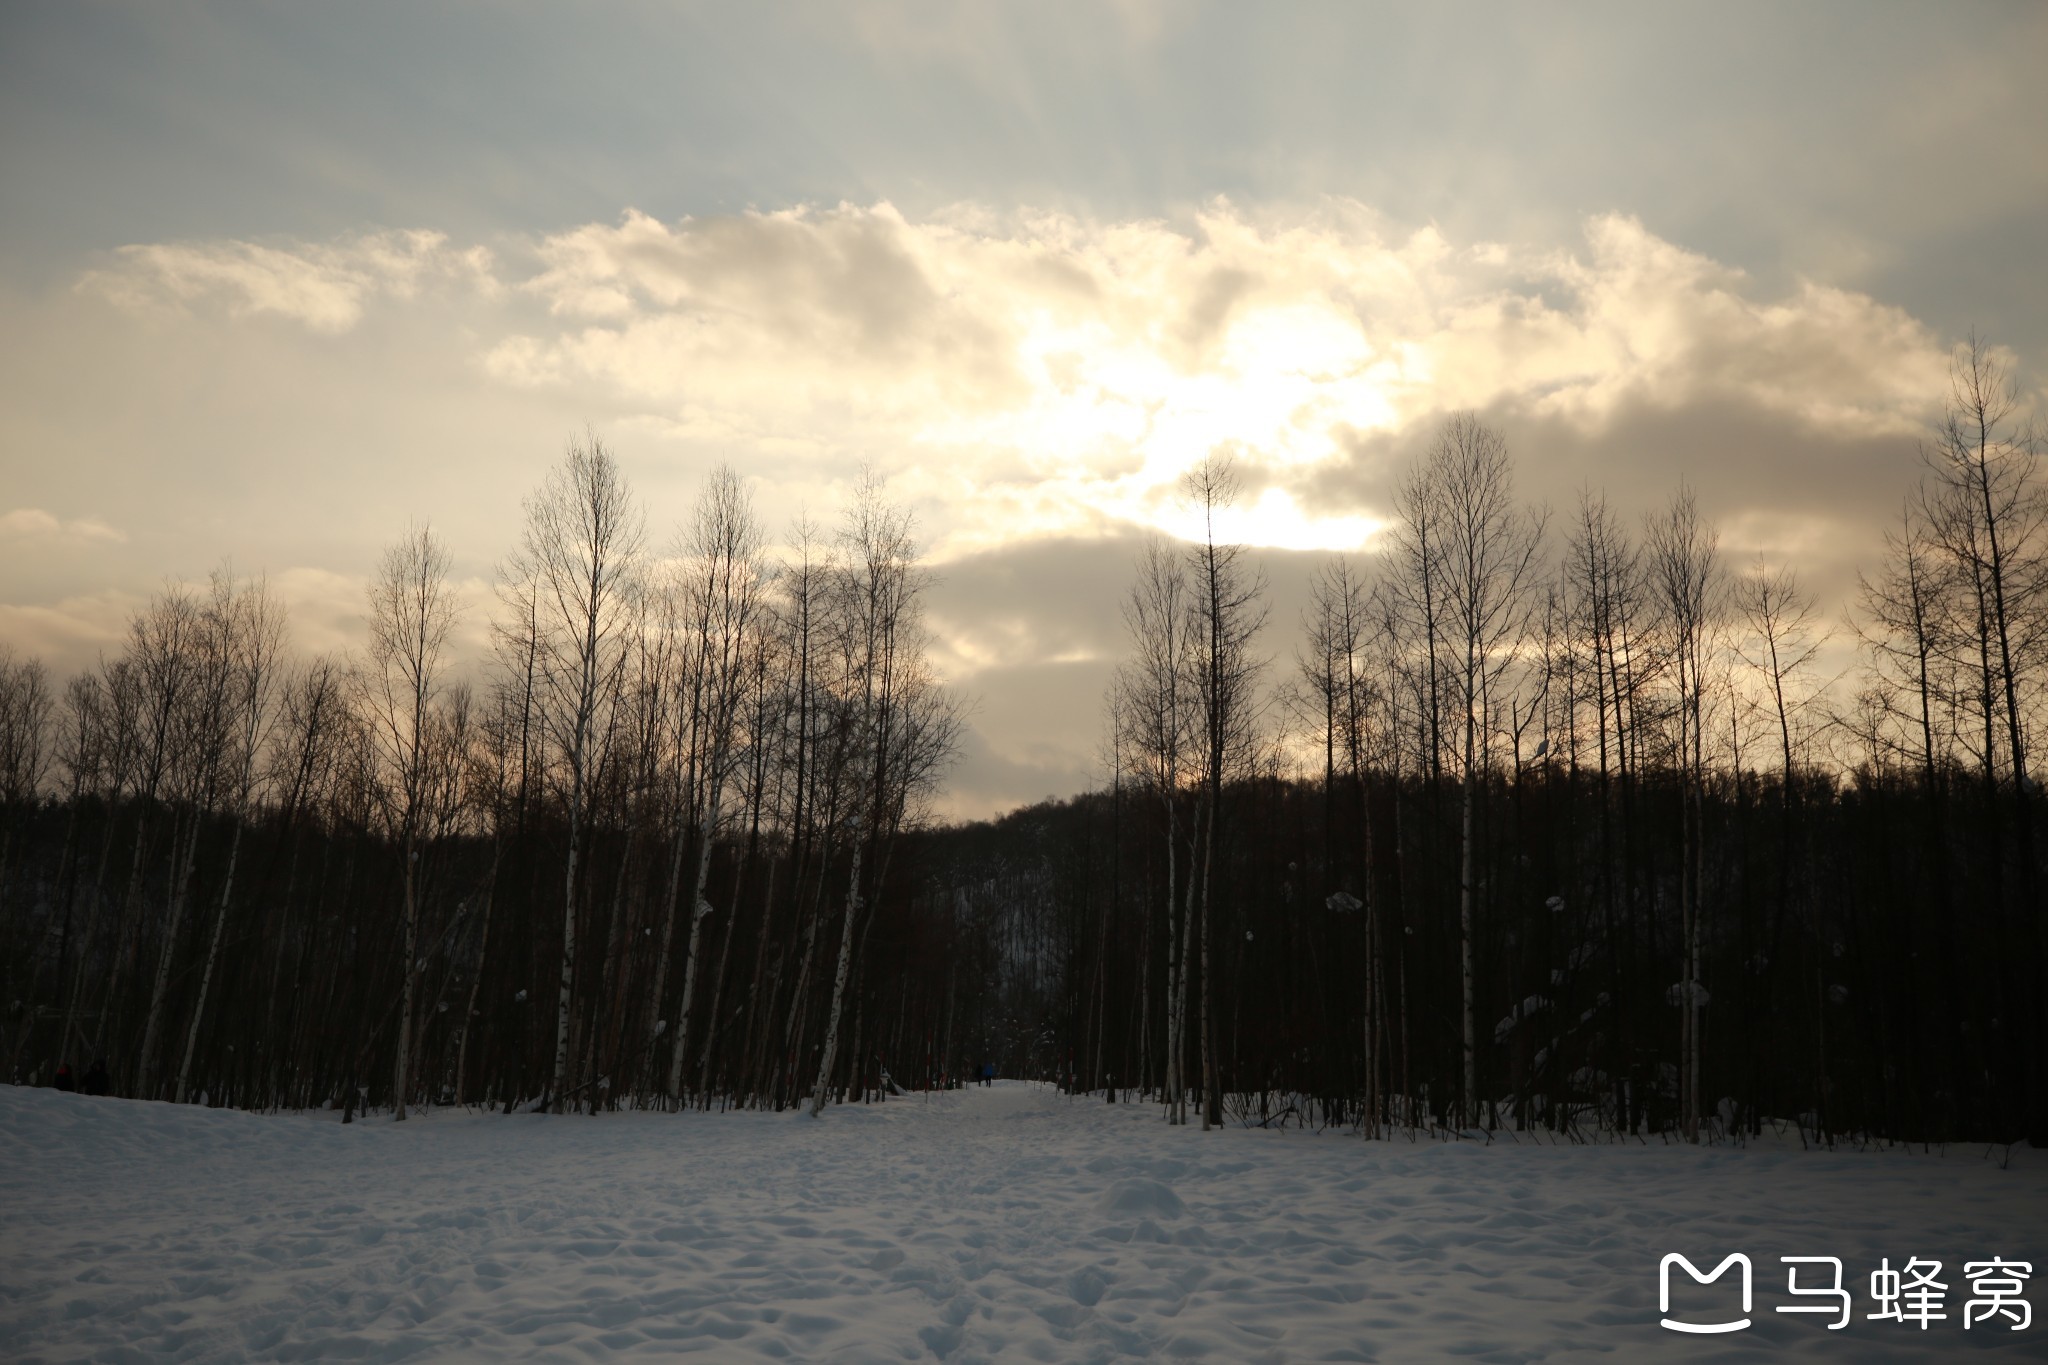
[2,1082,2043,1362]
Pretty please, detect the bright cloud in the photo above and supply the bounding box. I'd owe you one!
[68,200,1957,569]
[480,201,1954,556]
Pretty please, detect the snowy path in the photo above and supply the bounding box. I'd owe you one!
[2,1082,2044,1362]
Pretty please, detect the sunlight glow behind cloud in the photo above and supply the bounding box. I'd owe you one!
[76,198,1954,562]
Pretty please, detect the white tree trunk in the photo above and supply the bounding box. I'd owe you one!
[808,836,866,1118]
[550,824,580,1110]
[1172,810,1199,1126]
[1198,809,1215,1132]
[453,843,499,1106]
[392,851,418,1120]
[1171,802,1187,1121]
[666,766,729,1100]
[174,819,245,1105]
[1460,721,1478,1130]
[644,821,690,1082]
[137,812,202,1100]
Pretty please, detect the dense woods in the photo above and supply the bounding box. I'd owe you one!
[0,442,964,1121]
[2,340,2044,1147]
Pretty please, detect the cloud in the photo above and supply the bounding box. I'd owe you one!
[0,590,142,673]
[69,203,1958,569]
[924,534,1132,678]
[940,675,1113,823]
[266,565,494,670]
[78,230,495,333]
[10,199,2002,818]
[0,508,126,545]
[479,201,1956,559]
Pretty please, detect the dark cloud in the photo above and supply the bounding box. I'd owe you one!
[938,660,1116,820]
[926,529,1374,815]
[928,534,1133,667]
[1315,392,1924,553]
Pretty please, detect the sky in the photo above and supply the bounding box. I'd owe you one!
[2,1,2044,818]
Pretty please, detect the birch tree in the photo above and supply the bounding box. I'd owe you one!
[808,477,957,1116]
[361,525,460,1119]
[1397,415,1544,1128]
[1113,539,1196,1123]
[1296,555,1381,1131]
[504,436,643,1113]
[1648,486,1719,1142]
[663,466,770,1102]
[136,586,236,1100]
[0,650,53,930]
[1918,336,2044,793]
[1181,454,1267,1131]
[174,570,287,1105]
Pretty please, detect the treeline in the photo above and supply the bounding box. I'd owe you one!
[3,340,2044,1147]
[0,442,965,1118]
[928,339,2046,1147]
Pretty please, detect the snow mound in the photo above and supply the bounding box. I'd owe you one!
[1096,1175,1185,1219]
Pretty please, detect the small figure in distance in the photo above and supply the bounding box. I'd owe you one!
[81,1058,109,1096]
[53,1061,76,1093]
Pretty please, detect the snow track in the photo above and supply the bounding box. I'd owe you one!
[2,1082,2043,1361]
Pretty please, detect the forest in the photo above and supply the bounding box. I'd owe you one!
[1,339,2042,1149]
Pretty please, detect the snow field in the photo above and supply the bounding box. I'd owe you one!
[2,1081,2044,1362]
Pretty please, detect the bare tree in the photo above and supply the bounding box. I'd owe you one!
[0,648,54,919]
[175,569,287,1105]
[1647,486,1720,1143]
[503,435,644,1112]
[1918,336,2044,792]
[54,666,122,1066]
[361,526,461,1119]
[1113,538,1197,1123]
[1736,558,1826,783]
[1296,555,1383,1130]
[1396,415,1545,1128]
[662,466,771,1102]
[257,654,347,1104]
[1856,503,1960,788]
[1181,454,1267,1130]
[136,585,237,1100]
[809,475,958,1117]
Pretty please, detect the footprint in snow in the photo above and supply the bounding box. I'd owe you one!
[1066,1265,1111,1306]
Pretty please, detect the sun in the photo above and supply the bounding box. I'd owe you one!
[1157,484,1386,554]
